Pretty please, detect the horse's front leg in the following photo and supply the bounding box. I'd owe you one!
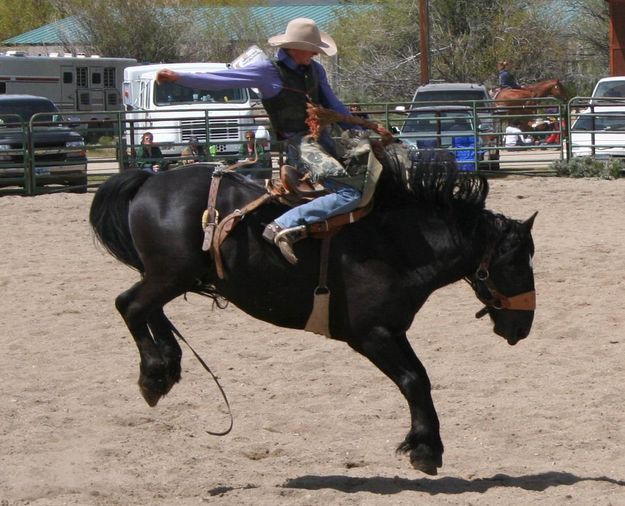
[349,328,443,475]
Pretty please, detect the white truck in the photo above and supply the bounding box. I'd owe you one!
[122,62,264,158]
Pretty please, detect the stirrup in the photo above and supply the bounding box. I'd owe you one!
[274,225,307,265]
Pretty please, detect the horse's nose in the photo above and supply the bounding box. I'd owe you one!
[506,325,530,345]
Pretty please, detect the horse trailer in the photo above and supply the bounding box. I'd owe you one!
[0,52,137,139]
[122,62,264,159]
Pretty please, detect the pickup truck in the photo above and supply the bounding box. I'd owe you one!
[399,105,486,171]
[0,95,87,192]
[404,83,500,169]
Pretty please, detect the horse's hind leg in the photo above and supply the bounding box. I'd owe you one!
[115,277,187,406]
[147,308,182,391]
[348,329,444,475]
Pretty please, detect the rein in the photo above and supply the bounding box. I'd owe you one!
[465,242,536,319]
[167,320,234,436]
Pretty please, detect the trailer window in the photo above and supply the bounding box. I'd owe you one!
[63,72,73,84]
[0,83,5,94]
[77,67,88,88]
[92,72,102,85]
[104,68,116,88]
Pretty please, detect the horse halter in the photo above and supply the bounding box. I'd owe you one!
[466,245,536,319]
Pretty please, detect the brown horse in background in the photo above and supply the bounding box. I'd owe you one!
[495,79,567,106]
[494,79,567,129]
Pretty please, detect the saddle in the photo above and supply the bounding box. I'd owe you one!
[268,164,329,205]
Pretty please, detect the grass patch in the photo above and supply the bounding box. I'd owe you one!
[550,157,624,179]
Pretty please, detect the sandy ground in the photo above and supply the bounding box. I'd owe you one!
[2,176,625,506]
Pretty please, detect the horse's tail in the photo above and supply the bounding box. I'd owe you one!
[89,170,151,272]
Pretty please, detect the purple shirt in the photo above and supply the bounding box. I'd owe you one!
[175,49,353,120]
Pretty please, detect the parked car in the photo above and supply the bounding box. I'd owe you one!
[403,83,499,169]
[570,105,625,158]
[399,105,485,170]
[0,94,87,192]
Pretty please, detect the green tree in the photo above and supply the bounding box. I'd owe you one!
[559,0,609,94]
[332,0,592,101]
[0,0,60,39]
[48,0,267,63]
[51,0,189,62]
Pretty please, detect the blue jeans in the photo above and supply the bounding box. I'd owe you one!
[274,178,362,228]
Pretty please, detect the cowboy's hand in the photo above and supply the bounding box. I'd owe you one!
[156,69,179,84]
[375,125,395,144]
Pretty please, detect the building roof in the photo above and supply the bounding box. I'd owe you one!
[3,5,354,46]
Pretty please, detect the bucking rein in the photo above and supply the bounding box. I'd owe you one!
[200,104,394,338]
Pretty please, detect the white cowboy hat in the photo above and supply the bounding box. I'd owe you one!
[268,18,337,56]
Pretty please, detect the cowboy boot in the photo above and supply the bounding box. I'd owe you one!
[274,225,307,265]
[262,221,307,264]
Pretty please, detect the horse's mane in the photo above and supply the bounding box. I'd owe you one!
[375,145,489,214]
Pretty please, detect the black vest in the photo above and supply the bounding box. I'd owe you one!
[261,59,320,140]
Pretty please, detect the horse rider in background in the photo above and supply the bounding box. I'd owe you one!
[156,18,388,263]
[498,61,522,89]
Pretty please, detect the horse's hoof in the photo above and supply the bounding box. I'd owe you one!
[406,444,443,475]
[409,452,440,475]
[138,376,167,407]
[140,388,161,407]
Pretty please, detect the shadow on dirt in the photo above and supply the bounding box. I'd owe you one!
[283,471,625,495]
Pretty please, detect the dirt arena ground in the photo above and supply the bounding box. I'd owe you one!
[2,176,625,505]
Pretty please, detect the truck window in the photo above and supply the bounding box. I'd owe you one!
[154,81,248,106]
[573,114,625,131]
[593,82,625,98]
[140,81,148,109]
[63,72,73,84]
[415,90,487,102]
[0,99,58,122]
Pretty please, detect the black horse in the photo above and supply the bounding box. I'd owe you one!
[89,150,536,475]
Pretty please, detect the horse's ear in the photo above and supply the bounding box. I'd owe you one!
[521,211,538,232]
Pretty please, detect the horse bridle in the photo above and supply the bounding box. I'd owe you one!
[466,245,536,319]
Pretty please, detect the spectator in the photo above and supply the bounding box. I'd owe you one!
[505,121,533,147]
[541,118,563,145]
[349,104,369,119]
[254,125,273,172]
[255,125,271,153]
[238,130,272,179]
[180,136,207,165]
[135,132,165,172]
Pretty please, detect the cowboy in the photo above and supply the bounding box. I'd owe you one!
[156,18,380,263]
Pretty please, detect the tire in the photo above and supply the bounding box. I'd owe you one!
[68,175,88,193]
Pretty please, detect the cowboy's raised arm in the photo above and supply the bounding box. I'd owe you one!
[157,62,279,98]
